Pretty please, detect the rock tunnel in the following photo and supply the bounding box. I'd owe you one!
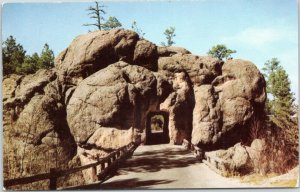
[3,29,266,180]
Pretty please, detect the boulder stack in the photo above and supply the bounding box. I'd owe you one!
[3,29,266,181]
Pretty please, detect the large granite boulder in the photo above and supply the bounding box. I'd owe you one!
[160,72,195,144]
[205,139,267,175]
[55,29,158,86]
[3,70,76,182]
[191,59,266,149]
[192,85,220,146]
[3,69,56,110]
[66,61,170,145]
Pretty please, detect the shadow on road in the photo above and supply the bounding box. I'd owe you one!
[116,147,199,174]
[67,145,199,189]
[66,178,174,189]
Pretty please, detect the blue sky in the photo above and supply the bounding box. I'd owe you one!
[2,0,298,102]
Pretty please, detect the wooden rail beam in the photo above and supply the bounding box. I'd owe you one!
[4,140,141,190]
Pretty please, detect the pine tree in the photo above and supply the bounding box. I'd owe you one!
[161,27,176,46]
[262,58,298,168]
[2,36,26,75]
[16,53,40,74]
[83,1,106,30]
[262,58,281,114]
[39,43,54,69]
[15,43,54,75]
[102,16,122,30]
[207,44,236,60]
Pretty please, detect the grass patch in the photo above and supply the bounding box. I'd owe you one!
[269,179,298,187]
[239,173,277,185]
[238,172,298,187]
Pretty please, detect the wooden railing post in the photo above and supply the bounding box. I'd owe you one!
[91,166,97,182]
[4,141,142,190]
[49,168,57,190]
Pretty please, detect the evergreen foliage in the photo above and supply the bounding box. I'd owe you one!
[262,58,298,168]
[2,36,26,75]
[39,43,55,69]
[207,44,236,60]
[161,27,176,46]
[16,53,40,74]
[102,16,122,30]
[2,36,55,75]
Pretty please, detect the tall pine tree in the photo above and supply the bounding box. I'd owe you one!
[2,36,26,75]
[262,58,298,168]
[39,43,55,69]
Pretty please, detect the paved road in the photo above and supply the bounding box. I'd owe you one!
[71,144,258,189]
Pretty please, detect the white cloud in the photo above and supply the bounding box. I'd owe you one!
[223,27,297,48]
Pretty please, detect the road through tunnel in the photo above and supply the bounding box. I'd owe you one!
[145,111,169,145]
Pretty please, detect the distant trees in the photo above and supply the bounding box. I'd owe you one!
[207,44,236,60]
[102,16,122,30]
[16,53,40,74]
[151,115,164,131]
[2,36,54,75]
[262,58,298,172]
[131,21,145,38]
[161,27,176,46]
[2,36,26,75]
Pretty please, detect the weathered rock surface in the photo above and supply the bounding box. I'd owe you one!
[191,59,266,148]
[3,69,56,109]
[192,85,220,145]
[160,72,195,144]
[3,29,266,185]
[55,29,158,86]
[157,46,191,56]
[3,70,76,181]
[67,61,170,145]
[205,139,266,175]
[246,139,267,174]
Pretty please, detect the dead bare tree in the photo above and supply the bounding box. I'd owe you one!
[83,1,106,30]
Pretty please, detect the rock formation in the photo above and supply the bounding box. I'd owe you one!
[3,29,266,183]
[204,139,267,175]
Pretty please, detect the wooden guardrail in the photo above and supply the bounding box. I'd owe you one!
[182,139,231,176]
[203,153,230,177]
[4,140,140,190]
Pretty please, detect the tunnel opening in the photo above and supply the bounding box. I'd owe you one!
[145,111,169,145]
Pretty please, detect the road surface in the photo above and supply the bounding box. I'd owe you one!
[71,144,259,189]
